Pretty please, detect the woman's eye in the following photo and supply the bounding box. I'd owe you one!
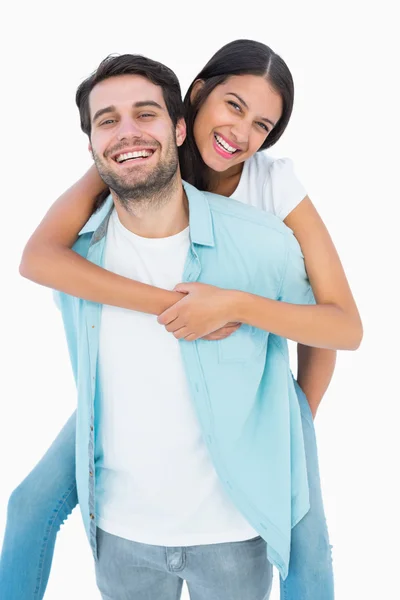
[257,122,269,133]
[227,101,241,112]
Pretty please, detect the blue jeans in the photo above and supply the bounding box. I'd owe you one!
[281,382,334,600]
[0,386,333,600]
[96,528,272,599]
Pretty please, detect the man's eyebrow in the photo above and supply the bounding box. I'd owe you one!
[227,92,277,128]
[92,106,116,123]
[133,100,164,110]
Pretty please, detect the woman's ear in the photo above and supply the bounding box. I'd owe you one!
[190,79,205,104]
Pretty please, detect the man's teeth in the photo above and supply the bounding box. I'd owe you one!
[214,134,238,154]
[116,150,153,163]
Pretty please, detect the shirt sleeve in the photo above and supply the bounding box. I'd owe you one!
[264,157,307,221]
[52,290,79,384]
[278,234,315,305]
[53,290,61,310]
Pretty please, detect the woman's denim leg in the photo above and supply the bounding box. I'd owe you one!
[0,411,78,600]
[280,382,334,600]
[0,385,333,599]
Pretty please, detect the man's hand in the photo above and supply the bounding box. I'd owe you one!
[157,282,240,341]
[202,322,241,340]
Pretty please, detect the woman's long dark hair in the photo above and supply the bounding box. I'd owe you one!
[179,39,294,191]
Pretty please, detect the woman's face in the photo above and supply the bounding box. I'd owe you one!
[193,74,283,174]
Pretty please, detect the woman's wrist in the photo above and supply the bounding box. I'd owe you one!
[155,288,186,314]
[224,290,247,323]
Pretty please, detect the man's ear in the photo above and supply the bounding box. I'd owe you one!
[88,142,93,159]
[190,79,205,104]
[175,118,187,147]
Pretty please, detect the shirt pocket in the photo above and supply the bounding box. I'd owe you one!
[218,325,268,364]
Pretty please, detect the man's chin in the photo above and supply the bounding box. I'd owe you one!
[101,170,149,191]
[96,152,179,201]
[111,162,150,179]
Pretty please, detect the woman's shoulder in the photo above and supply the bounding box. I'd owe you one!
[243,152,307,220]
[245,152,297,180]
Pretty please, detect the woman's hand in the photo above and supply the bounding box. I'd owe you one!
[157,282,240,341]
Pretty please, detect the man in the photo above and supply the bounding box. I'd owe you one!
[58,54,314,599]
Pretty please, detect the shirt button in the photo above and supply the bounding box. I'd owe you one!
[90,426,94,431]
[89,471,93,477]
[90,513,95,520]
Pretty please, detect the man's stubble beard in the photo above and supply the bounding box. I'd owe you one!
[92,139,180,213]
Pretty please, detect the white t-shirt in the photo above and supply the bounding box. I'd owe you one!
[96,210,258,546]
[95,153,307,546]
[232,153,307,219]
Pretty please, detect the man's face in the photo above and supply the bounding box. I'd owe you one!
[89,74,186,203]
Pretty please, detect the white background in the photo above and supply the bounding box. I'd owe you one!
[1,1,399,598]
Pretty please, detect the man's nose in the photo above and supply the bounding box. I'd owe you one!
[117,118,143,141]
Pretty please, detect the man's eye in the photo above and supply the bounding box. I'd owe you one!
[139,113,155,119]
[100,119,115,126]
[227,101,241,112]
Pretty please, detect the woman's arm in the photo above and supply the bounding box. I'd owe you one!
[232,197,362,349]
[19,166,185,314]
[287,197,343,414]
[296,345,336,418]
[158,197,363,351]
[284,196,362,348]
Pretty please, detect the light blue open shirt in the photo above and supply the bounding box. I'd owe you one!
[55,181,315,579]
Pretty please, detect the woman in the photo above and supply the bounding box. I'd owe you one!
[1,40,362,599]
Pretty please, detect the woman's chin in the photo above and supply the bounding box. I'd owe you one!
[202,155,230,173]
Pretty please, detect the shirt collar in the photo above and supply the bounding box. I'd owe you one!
[79,196,113,236]
[79,180,215,248]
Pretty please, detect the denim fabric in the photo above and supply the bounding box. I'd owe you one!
[280,381,334,599]
[0,385,333,599]
[95,528,272,600]
[0,413,78,599]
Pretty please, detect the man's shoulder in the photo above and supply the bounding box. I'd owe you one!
[72,232,93,258]
[203,190,304,262]
[204,190,290,237]
[54,233,92,313]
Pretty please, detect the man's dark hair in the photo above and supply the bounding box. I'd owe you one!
[76,54,184,137]
[76,54,185,211]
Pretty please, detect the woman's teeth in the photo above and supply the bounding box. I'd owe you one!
[214,134,238,154]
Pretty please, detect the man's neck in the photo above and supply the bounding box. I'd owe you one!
[112,175,189,239]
